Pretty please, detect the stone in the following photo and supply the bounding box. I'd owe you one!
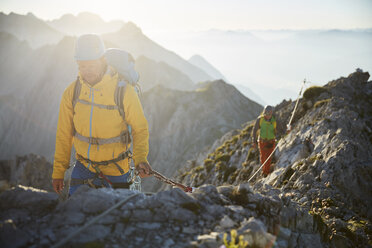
[136,222,162,230]
[130,209,153,221]
[163,238,175,248]
[288,232,299,248]
[53,211,86,226]
[0,219,31,248]
[239,217,276,248]
[277,226,291,240]
[219,215,235,229]
[75,224,111,243]
[183,226,197,234]
[0,185,58,214]
[114,223,125,237]
[152,188,198,205]
[297,233,322,248]
[217,185,234,198]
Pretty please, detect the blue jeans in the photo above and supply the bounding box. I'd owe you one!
[69,160,129,195]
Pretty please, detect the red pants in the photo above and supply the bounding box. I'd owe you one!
[259,139,276,176]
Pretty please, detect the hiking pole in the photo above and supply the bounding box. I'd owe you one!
[287,79,307,130]
[150,169,194,193]
[248,79,307,183]
[248,145,279,182]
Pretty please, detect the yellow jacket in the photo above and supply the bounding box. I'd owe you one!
[52,70,149,179]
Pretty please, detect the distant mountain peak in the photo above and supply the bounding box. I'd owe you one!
[119,21,143,35]
[77,12,104,21]
[48,12,125,36]
[26,12,37,18]
[188,54,227,82]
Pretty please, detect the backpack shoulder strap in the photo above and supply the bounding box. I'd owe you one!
[114,80,127,123]
[259,116,264,127]
[271,116,277,129]
[72,77,81,110]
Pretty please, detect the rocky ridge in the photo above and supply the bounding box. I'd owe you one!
[176,70,372,247]
[0,182,325,248]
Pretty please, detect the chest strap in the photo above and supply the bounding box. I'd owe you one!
[76,99,118,110]
[74,130,131,145]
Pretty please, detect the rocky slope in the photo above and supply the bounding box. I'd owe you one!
[142,80,262,192]
[176,70,372,247]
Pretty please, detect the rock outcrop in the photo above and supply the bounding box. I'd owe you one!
[0,184,325,248]
[0,154,53,192]
[176,70,372,247]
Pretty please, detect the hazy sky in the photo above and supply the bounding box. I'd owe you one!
[1,0,372,32]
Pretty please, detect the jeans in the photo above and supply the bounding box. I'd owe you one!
[69,160,129,195]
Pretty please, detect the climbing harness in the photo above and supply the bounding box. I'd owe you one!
[248,79,308,183]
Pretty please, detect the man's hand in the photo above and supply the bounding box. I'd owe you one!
[286,124,292,134]
[52,179,64,194]
[136,162,153,178]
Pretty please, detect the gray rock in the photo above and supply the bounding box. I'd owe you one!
[167,207,198,222]
[195,232,220,248]
[239,217,276,248]
[131,209,154,221]
[152,188,198,206]
[275,239,289,248]
[297,233,323,248]
[0,219,31,248]
[183,226,198,234]
[277,226,291,240]
[217,185,234,198]
[96,213,119,224]
[163,238,175,248]
[288,232,300,248]
[219,215,236,229]
[136,222,162,230]
[75,224,111,243]
[113,223,125,237]
[52,211,86,226]
[0,185,58,214]
[57,187,116,214]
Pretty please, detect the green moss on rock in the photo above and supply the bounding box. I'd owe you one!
[314,98,331,108]
[303,86,328,100]
[215,154,231,163]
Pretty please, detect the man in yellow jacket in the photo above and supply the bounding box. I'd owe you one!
[52,34,152,195]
